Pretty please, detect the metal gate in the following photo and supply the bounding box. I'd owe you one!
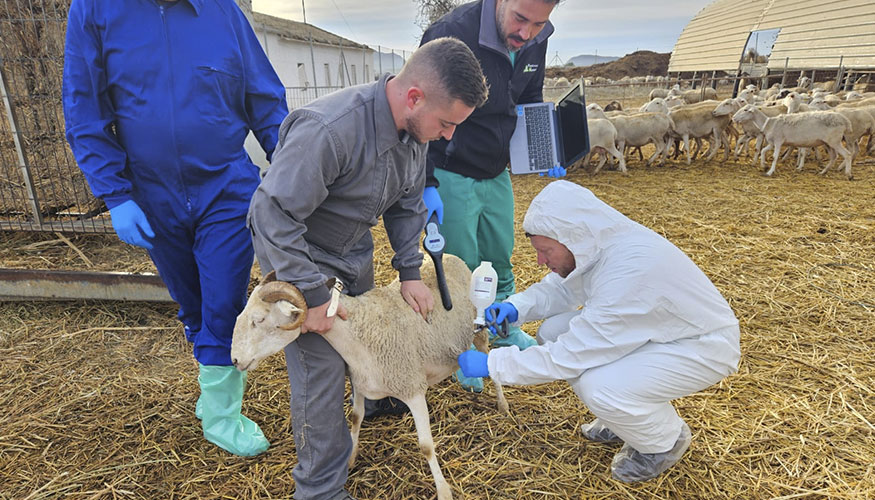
[0,0,111,233]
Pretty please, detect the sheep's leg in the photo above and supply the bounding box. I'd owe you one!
[348,387,366,469]
[403,393,453,500]
[733,134,748,160]
[796,147,808,171]
[592,153,607,175]
[766,140,782,176]
[820,147,837,173]
[472,330,508,413]
[822,140,853,180]
[752,136,764,166]
[705,128,722,161]
[611,145,627,174]
[683,135,692,165]
[691,137,702,161]
[759,142,773,170]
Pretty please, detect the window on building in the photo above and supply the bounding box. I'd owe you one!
[297,63,309,89]
[324,63,331,86]
[351,65,357,85]
[338,62,346,87]
[365,64,371,81]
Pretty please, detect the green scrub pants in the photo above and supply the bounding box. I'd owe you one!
[434,168,517,300]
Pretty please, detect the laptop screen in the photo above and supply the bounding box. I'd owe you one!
[556,82,590,168]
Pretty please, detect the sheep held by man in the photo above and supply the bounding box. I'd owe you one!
[231,254,507,500]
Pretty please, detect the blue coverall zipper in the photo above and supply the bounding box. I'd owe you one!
[160,4,193,213]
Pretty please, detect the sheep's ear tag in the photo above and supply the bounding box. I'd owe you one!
[326,277,344,318]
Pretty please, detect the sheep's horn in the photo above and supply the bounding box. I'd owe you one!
[258,281,308,331]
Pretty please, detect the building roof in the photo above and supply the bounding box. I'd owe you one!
[668,0,875,73]
[252,11,371,51]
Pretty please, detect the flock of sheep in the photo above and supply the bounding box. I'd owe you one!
[577,76,875,180]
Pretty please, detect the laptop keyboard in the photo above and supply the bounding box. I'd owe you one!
[525,106,553,171]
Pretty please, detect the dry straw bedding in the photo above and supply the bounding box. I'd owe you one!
[1,158,874,499]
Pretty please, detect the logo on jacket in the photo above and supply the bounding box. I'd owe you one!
[523,63,539,73]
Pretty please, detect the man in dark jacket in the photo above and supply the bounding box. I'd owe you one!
[63,0,287,456]
[419,0,562,392]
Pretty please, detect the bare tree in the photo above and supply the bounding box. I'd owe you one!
[414,0,459,33]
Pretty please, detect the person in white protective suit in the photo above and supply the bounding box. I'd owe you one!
[457,180,741,483]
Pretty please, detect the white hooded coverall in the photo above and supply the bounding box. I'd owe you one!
[488,181,740,453]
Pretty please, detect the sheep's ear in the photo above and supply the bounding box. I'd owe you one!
[263,271,277,284]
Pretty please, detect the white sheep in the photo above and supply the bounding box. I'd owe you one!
[639,97,669,114]
[230,254,507,500]
[668,100,731,164]
[757,111,854,179]
[582,118,626,175]
[680,87,718,104]
[730,104,787,162]
[608,112,673,167]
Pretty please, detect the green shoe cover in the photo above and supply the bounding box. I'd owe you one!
[195,394,203,420]
[490,326,538,350]
[198,363,269,457]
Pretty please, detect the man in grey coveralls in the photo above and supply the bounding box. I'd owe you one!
[247,38,488,500]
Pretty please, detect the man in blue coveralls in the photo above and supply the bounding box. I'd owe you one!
[63,0,288,457]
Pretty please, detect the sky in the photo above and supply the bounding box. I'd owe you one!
[252,0,712,64]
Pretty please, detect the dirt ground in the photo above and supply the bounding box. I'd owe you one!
[2,155,874,499]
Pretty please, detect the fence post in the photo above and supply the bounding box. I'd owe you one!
[691,71,698,89]
[779,57,789,89]
[834,56,844,93]
[378,45,383,74]
[0,58,43,227]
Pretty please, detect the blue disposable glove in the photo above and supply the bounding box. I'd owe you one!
[423,186,443,224]
[485,302,519,336]
[540,165,567,178]
[457,350,489,378]
[109,200,155,249]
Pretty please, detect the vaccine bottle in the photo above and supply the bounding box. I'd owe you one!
[470,261,497,326]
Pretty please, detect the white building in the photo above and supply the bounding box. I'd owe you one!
[244,12,377,168]
[252,12,375,92]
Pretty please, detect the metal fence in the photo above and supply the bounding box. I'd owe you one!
[0,0,111,233]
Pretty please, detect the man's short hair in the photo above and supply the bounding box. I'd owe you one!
[401,37,488,109]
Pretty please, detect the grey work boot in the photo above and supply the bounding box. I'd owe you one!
[610,421,692,483]
[580,418,623,443]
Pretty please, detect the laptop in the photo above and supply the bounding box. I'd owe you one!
[509,80,590,174]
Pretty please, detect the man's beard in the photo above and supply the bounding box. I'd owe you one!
[405,114,428,145]
[496,2,525,51]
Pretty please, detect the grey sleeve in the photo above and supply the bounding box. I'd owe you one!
[248,113,342,307]
[382,149,427,281]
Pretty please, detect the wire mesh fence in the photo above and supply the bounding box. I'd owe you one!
[0,0,111,233]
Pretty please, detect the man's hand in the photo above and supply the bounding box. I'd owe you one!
[401,279,435,321]
[109,200,155,249]
[539,165,567,178]
[301,299,348,335]
[485,302,519,336]
[458,350,489,378]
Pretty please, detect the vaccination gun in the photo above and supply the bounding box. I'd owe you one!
[423,212,453,310]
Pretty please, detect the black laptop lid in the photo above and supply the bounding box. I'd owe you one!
[555,81,590,168]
